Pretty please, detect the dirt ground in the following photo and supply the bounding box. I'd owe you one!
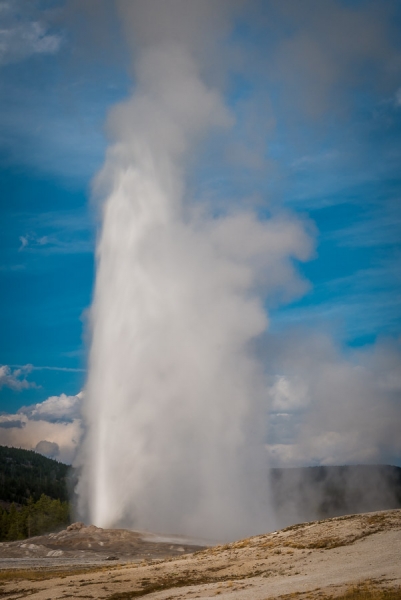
[0,509,400,599]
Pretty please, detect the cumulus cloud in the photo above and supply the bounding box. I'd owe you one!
[269,375,309,413]
[0,391,83,464]
[20,391,83,423]
[0,364,38,391]
[0,1,61,66]
[0,419,25,429]
[265,333,401,468]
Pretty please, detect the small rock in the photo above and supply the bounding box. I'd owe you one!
[85,524,103,533]
[66,522,85,532]
[47,550,64,557]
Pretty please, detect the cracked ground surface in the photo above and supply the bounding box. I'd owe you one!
[0,509,400,600]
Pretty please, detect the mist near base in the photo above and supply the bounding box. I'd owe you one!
[271,465,401,528]
[75,1,311,541]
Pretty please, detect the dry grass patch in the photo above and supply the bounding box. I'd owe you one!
[326,583,401,600]
[0,586,37,597]
[276,583,401,600]
[341,587,401,600]
[0,564,118,583]
[105,565,283,600]
[363,515,388,528]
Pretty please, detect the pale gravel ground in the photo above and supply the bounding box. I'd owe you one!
[0,509,400,600]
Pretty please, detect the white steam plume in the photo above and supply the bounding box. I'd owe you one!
[76,0,312,541]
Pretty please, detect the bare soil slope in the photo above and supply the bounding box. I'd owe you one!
[0,509,400,599]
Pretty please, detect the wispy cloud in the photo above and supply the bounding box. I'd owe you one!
[18,235,29,250]
[17,232,93,255]
[0,263,25,272]
[16,209,94,256]
[0,1,61,66]
[11,364,86,373]
[326,209,401,248]
[291,150,339,170]
[272,288,401,340]
[18,233,49,252]
[0,77,108,181]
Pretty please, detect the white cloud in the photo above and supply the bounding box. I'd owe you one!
[18,235,29,250]
[17,231,92,255]
[265,334,401,468]
[0,1,61,66]
[0,391,83,464]
[0,364,38,391]
[20,392,83,423]
[269,375,310,412]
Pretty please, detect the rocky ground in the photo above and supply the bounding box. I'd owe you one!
[0,521,207,566]
[0,509,400,599]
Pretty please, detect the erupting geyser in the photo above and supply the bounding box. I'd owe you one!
[76,0,310,541]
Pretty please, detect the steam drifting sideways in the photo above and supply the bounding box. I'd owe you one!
[76,1,312,541]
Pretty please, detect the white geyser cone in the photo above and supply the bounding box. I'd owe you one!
[76,3,311,541]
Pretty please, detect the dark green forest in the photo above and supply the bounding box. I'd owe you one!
[0,494,70,541]
[0,445,69,504]
[0,446,71,541]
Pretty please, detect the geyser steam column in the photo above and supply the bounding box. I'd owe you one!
[77,1,310,541]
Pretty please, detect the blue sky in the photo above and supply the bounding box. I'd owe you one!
[0,0,130,410]
[0,0,400,466]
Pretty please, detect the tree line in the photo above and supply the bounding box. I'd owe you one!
[0,446,71,541]
[0,493,70,541]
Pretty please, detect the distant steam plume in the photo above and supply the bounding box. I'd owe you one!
[76,0,312,541]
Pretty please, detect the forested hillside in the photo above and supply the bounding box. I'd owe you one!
[0,445,69,505]
[0,446,71,540]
